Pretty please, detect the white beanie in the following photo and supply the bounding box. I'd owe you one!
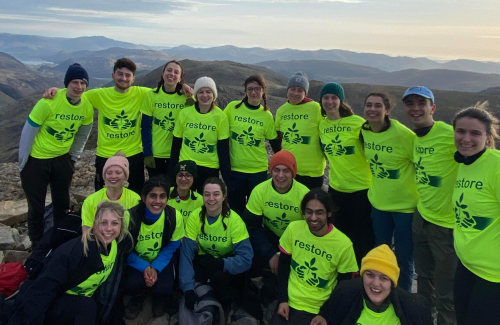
[194,76,217,100]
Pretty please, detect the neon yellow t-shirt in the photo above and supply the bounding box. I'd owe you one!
[246,179,309,236]
[141,88,187,158]
[356,300,402,325]
[361,120,419,213]
[414,121,458,228]
[173,105,230,169]
[453,149,500,282]
[29,89,93,159]
[319,115,371,192]
[84,86,150,158]
[275,101,326,177]
[224,101,277,173]
[66,240,117,297]
[185,208,249,258]
[135,210,185,263]
[167,188,203,224]
[81,188,140,227]
[279,220,358,314]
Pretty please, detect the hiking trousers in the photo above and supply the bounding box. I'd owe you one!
[228,170,267,216]
[294,174,323,190]
[95,152,144,195]
[124,260,176,298]
[44,293,97,325]
[146,157,170,178]
[413,209,457,325]
[21,154,74,243]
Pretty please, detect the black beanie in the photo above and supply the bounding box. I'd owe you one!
[174,160,198,185]
[64,63,89,87]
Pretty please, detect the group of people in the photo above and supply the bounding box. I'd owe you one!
[9,57,499,325]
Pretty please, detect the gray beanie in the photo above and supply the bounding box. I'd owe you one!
[287,71,309,94]
[194,76,217,100]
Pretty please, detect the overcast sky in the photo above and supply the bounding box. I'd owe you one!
[2,0,500,61]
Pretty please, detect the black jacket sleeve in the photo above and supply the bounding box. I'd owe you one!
[217,138,231,187]
[242,208,277,261]
[269,138,281,154]
[167,136,182,181]
[277,252,292,304]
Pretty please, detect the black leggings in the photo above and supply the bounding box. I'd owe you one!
[294,174,323,190]
[44,294,97,325]
[124,260,176,298]
[454,261,500,325]
[195,166,220,194]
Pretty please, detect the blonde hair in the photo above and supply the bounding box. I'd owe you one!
[453,101,499,149]
[82,201,131,256]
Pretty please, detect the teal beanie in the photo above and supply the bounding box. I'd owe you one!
[320,82,345,102]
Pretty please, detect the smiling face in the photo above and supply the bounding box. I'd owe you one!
[322,94,341,116]
[304,199,330,235]
[246,81,263,105]
[364,95,389,123]
[97,210,121,245]
[403,94,436,128]
[363,269,392,306]
[162,62,182,91]
[287,86,306,105]
[66,79,87,99]
[203,183,226,216]
[112,67,135,91]
[196,87,214,106]
[143,186,168,215]
[104,165,126,188]
[454,117,491,157]
[271,165,293,193]
[176,171,194,192]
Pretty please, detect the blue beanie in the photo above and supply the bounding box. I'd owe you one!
[64,63,89,87]
[287,71,309,94]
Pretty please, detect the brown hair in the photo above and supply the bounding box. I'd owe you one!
[362,93,392,131]
[199,177,230,235]
[235,75,269,111]
[320,100,354,118]
[453,101,499,149]
[113,58,136,74]
[154,60,185,95]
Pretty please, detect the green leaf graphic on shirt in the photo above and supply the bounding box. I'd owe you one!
[68,276,106,296]
[414,157,442,187]
[235,126,260,147]
[283,123,310,144]
[323,135,354,156]
[46,123,76,142]
[184,132,215,154]
[205,244,220,257]
[369,154,399,179]
[271,213,290,230]
[455,193,475,228]
[138,241,161,259]
[104,110,135,130]
[154,111,175,131]
[291,257,328,289]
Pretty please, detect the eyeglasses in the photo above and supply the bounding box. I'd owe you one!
[247,87,262,93]
[176,173,193,180]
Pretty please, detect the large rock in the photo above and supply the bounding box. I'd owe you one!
[0,227,15,250]
[2,250,31,264]
[0,200,28,226]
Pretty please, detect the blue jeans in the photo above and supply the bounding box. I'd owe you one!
[371,207,414,292]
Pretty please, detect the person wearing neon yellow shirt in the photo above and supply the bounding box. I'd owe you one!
[81,151,140,234]
[19,63,93,247]
[274,189,358,325]
[124,176,185,319]
[179,177,253,313]
[8,201,133,325]
[315,245,431,325]
[275,72,325,189]
[42,58,193,194]
[225,74,281,215]
[319,82,374,266]
[169,77,231,193]
[451,104,500,325]
[141,60,190,177]
[168,160,203,224]
[361,93,418,293]
[402,86,458,325]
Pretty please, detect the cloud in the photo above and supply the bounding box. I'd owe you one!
[480,35,500,39]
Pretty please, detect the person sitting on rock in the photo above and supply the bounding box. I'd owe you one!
[312,244,431,325]
[124,176,185,319]
[167,160,203,226]
[19,63,93,248]
[8,201,133,325]
[242,150,309,304]
[274,188,358,325]
[179,177,253,314]
[81,151,140,233]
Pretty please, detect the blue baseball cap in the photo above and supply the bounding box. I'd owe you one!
[402,86,435,104]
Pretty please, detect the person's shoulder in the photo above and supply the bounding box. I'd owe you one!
[331,226,354,246]
[85,188,106,201]
[288,219,307,230]
[124,188,141,200]
[225,100,240,111]
[391,119,415,138]
[253,178,272,193]
[293,179,310,193]
[346,114,365,124]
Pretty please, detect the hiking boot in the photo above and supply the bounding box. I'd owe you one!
[152,298,166,317]
[124,296,144,320]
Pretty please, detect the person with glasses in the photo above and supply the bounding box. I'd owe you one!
[168,160,203,225]
[224,75,281,215]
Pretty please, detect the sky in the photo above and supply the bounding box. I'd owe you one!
[1,0,500,62]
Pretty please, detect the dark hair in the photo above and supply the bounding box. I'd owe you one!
[199,177,230,235]
[362,93,392,131]
[113,58,137,74]
[453,101,499,149]
[235,75,270,111]
[300,188,335,224]
[169,171,198,201]
[154,60,185,95]
[140,175,170,205]
[320,100,354,118]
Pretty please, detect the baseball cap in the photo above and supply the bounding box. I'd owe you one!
[402,86,435,104]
